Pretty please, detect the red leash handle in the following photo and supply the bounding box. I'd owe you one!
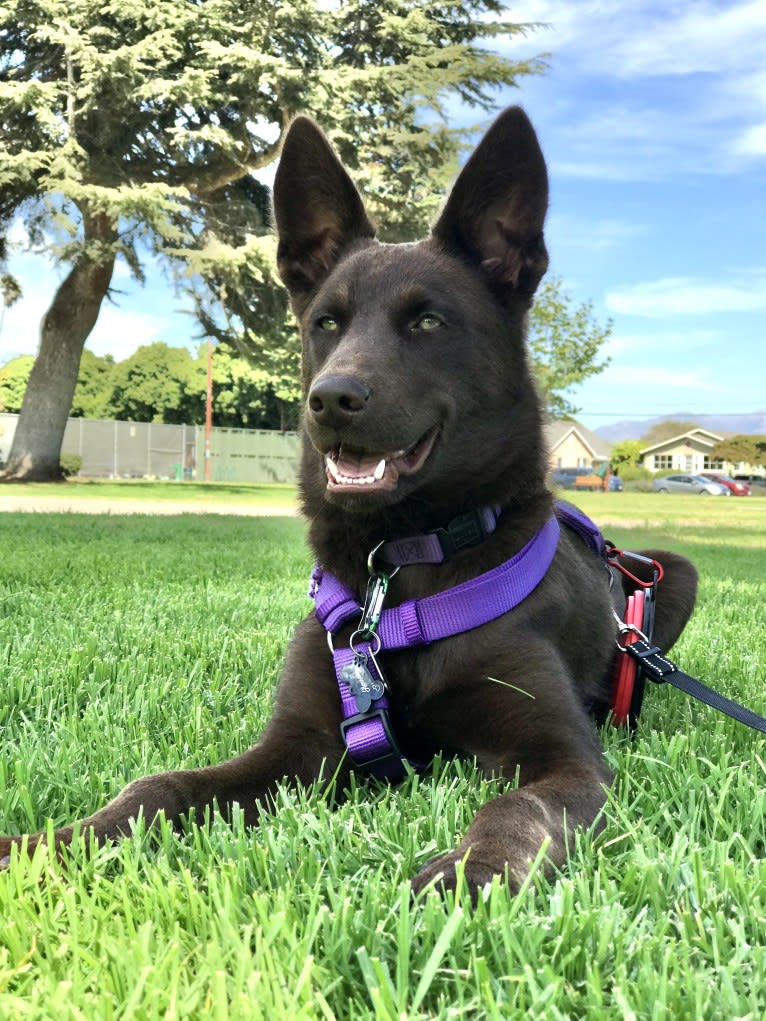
[612,589,646,726]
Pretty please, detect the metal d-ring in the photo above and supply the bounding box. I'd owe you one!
[349,629,381,657]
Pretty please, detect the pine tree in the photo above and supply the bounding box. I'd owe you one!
[0,0,543,479]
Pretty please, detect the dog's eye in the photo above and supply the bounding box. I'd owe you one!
[413,313,442,332]
[316,315,339,332]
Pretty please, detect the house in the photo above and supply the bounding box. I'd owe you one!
[545,420,612,470]
[640,427,765,479]
[640,427,725,475]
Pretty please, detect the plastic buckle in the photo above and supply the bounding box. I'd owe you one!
[339,708,407,777]
[432,509,487,559]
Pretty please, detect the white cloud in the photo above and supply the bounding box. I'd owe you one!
[86,306,173,361]
[602,328,718,358]
[734,122,766,156]
[605,276,766,317]
[508,1,766,79]
[547,212,650,252]
[600,364,730,393]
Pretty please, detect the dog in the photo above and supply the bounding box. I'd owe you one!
[0,107,697,896]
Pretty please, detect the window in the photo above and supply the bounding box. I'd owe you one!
[704,457,724,469]
[654,455,673,470]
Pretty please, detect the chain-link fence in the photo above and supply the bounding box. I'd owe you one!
[0,414,300,483]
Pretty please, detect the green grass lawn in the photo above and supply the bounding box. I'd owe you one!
[0,498,764,1019]
[0,478,299,508]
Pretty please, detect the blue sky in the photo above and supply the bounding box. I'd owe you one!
[1,0,764,434]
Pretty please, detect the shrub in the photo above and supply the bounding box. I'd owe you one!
[60,453,83,477]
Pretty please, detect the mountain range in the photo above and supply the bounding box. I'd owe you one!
[594,412,766,443]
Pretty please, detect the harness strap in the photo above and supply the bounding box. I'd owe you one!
[332,641,410,778]
[313,514,562,645]
[624,639,766,734]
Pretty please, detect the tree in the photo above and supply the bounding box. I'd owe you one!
[70,350,115,418]
[0,0,544,480]
[527,277,612,419]
[206,345,299,431]
[106,343,203,424]
[640,420,701,445]
[609,439,644,470]
[0,355,34,412]
[710,435,766,469]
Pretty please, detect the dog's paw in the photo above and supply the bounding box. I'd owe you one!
[0,835,39,866]
[411,851,511,901]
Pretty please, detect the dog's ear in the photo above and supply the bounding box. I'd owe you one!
[273,117,376,314]
[432,106,549,303]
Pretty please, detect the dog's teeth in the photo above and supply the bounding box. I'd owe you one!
[374,459,386,481]
[326,455,340,480]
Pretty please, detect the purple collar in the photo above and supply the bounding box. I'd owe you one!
[376,505,501,566]
[310,502,606,781]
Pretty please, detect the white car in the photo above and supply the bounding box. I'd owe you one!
[652,474,729,495]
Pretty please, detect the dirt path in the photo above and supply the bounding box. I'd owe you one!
[0,492,298,517]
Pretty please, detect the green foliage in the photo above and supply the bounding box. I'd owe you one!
[106,342,203,424]
[711,434,766,468]
[0,355,34,411]
[1,0,543,317]
[0,504,765,1018]
[70,349,115,418]
[617,463,653,482]
[59,452,82,476]
[609,439,644,469]
[1,0,545,478]
[640,420,701,445]
[527,277,612,418]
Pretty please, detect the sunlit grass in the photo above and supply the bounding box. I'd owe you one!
[0,508,764,1019]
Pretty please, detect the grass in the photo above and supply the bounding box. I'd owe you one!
[0,495,764,1019]
[0,478,299,508]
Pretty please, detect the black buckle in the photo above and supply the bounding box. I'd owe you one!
[340,707,407,777]
[431,509,488,560]
[623,639,677,683]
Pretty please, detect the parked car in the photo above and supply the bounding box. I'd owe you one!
[698,472,751,496]
[652,474,729,495]
[551,467,613,492]
[607,475,624,492]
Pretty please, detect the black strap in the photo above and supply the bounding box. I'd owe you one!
[625,639,766,735]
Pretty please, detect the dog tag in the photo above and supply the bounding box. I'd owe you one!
[340,652,385,713]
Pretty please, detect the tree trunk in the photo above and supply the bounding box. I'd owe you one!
[1,210,116,481]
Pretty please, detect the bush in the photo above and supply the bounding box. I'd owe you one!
[618,464,654,482]
[60,453,82,477]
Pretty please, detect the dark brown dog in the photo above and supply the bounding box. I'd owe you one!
[0,108,697,895]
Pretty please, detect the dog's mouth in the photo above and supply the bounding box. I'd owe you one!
[324,427,439,493]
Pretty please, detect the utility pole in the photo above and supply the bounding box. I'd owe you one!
[204,337,213,482]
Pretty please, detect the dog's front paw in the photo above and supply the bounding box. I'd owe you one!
[411,851,511,901]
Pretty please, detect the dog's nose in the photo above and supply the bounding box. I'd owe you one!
[308,374,370,428]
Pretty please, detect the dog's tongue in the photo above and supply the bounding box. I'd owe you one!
[336,451,386,480]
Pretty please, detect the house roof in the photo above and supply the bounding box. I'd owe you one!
[545,420,612,461]
[640,427,723,456]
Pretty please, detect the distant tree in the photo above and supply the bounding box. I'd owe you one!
[527,277,612,419]
[0,355,35,412]
[610,439,644,469]
[207,344,299,431]
[640,420,701,446]
[1,0,544,480]
[70,350,115,418]
[190,236,301,430]
[106,343,203,424]
[710,435,766,468]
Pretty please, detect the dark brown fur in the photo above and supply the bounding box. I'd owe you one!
[0,108,697,896]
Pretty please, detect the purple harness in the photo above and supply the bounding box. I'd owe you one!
[309,503,605,780]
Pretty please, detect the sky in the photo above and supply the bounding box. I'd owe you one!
[1,0,764,434]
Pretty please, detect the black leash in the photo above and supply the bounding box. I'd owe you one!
[624,639,766,735]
